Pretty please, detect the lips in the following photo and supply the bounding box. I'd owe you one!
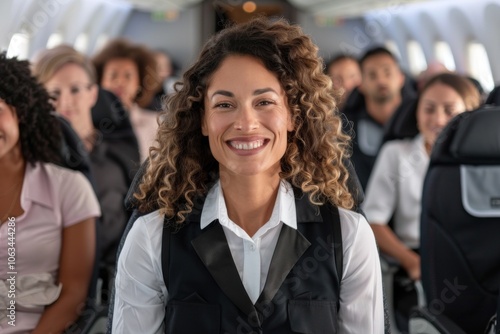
[229,139,264,150]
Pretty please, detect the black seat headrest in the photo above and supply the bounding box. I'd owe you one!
[450,108,500,160]
[431,106,500,165]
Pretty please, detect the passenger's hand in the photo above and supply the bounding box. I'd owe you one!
[402,251,421,281]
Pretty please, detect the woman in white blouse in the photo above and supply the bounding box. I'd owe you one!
[362,72,481,331]
[113,17,384,334]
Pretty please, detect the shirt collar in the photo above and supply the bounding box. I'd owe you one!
[22,162,55,209]
[200,179,297,231]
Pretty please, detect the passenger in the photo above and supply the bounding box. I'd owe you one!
[112,17,384,333]
[0,52,100,333]
[325,53,362,107]
[32,45,135,270]
[342,46,417,190]
[147,49,179,111]
[362,72,481,332]
[92,39,161,161]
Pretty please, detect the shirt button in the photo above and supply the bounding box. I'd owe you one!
[249,244,256,251]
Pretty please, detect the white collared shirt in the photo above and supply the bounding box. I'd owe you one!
[201,180,297,303]
[113,180,384,333]
[363,135,429,248]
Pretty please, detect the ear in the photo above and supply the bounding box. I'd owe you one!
[201,114,208,136]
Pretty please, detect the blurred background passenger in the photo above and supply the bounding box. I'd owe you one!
[32,45,136,276]
[92,39,161,161]
[325,53,362,107]
[362,72,481,333]
[0,52,100,334]
[342,46,417,190]
[148,49,180,111]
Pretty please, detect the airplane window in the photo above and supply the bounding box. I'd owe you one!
[47,33,63,49]
[468,42,494,92]
[7,33,29,59]
[75,33,89,53]
[94,34,109,53]
[385,40,402,61]
[434,41,456,71]
[407,40,427,76]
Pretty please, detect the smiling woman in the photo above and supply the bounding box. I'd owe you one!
[0,52,100,334]
[112,17,384,334]
[202,55,293,182]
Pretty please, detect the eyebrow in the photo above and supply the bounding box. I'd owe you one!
[210,87,278,99]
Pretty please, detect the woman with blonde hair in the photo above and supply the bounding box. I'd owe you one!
[113,17,384,333]
[32,45,137,272]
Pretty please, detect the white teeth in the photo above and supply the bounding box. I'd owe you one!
[230,140,264,150]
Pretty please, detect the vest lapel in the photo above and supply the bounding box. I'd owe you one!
[257,224,311,304]
[257,191,321,304]
[191,221,257,318]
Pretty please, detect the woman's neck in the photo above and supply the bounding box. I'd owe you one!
[0,147,26,190]
[220,172,281,237]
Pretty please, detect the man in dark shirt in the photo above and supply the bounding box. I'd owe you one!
[342,46,417,189]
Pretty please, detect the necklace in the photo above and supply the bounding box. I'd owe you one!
[0,182,22,224]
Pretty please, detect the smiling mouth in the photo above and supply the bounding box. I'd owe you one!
[228,139,266,150]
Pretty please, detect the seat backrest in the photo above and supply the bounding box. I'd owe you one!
[486,86,500,106]
[420,105,500,333]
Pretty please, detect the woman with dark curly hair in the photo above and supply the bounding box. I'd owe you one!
[92,38,161,161]
[0,52,100,333]
[113,18,383,333]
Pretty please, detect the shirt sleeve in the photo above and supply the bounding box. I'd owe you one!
[338,209,384,333]
[112,213,167,334]
[59,169,101,227]
[362,141,400,225]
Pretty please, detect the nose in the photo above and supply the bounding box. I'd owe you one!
[56,90,72,112]
[233,104,259,131]
[434,110,450,128]
[375,75,388,86]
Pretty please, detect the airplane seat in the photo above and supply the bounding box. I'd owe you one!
[409,106,500,334]
[91,87,141,182]
[485,85,500,106]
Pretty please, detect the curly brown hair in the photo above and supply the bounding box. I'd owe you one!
[0,52,61,165]
[135,18,354,222]
[92,38,160,108]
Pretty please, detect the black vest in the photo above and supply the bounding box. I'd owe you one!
[161,192,343,334]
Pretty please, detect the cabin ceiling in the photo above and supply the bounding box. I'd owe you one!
[114,0,439,18]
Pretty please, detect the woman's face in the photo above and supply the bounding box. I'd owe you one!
[202,55,293,178]
[0,99,20,162]
[100,58,140,109]
[44,63,97,137]
[417,82,467,151]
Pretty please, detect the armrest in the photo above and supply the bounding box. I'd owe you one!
[409,307,467,334]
